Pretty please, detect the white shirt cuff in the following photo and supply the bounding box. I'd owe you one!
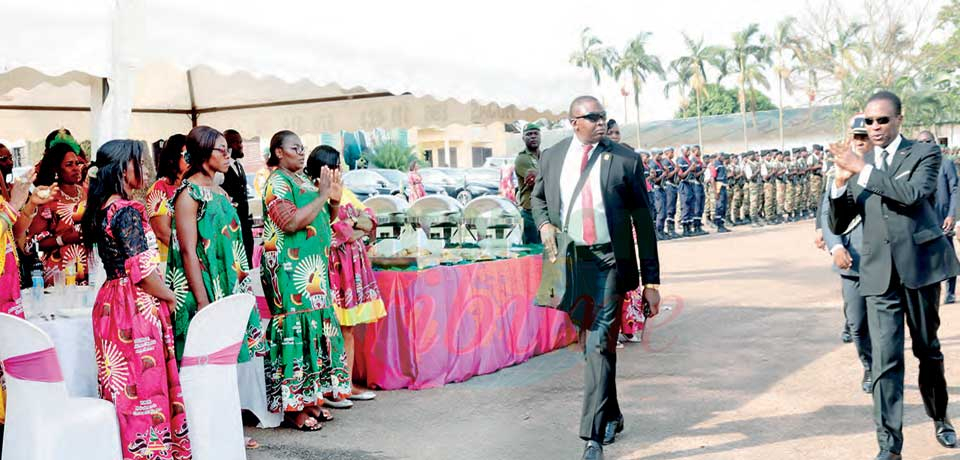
[830,181,847,199]
[829,244,844,256]
[856,164,873,188]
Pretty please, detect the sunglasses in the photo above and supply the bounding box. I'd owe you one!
[919,139,936,144]
[853,133,869,140]
[864,116,891,126]
[574,112,607,123]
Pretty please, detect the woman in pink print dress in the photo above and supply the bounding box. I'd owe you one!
[407,160,426,203]
[82,140,191,459]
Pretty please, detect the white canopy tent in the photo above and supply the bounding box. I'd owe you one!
[0,0,590,150]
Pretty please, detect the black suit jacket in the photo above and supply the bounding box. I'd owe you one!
[222,159,254,259]
[531,136,660,293]
[829,138,960,295]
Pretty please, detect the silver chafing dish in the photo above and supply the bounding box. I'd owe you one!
[463,196,521,241]
[407,195,463,244]
[363,195,409,241]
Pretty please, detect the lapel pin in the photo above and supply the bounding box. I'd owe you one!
[604,153,611,161]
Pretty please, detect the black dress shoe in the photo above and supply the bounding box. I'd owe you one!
[841,328,853,344]
[862,369,873,394]
[875,450,901,460]
[602,415,624,445]
[936,418,958,448]
[582,440,603,460]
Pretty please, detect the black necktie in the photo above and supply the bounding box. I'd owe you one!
[879,149,889,171]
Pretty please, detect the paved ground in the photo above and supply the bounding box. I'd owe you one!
[246,220,960,460]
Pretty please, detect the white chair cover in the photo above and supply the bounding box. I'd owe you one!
[0,313,122,460]
[239,267,282,429]
[178,294,253,460]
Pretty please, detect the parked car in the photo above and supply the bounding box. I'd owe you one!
[420,167,500,205]
[461,168,501,203]
[343,170,395,201]
[482,156,515,168]
[369,168,445,200]
[419,168,466,201]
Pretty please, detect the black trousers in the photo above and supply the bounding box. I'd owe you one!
[867,266,948,454]
[570,245,622,442]
[841,275,872,372]
[521,209,541,245]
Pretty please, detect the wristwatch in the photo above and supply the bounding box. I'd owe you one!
[643,284,660,290]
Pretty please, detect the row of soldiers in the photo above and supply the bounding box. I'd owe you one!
[640,144,827,239]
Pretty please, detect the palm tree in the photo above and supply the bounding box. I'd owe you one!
[829,22,866,112]
[770,17,805,151]
[730,23,770,150]
[569,27,615,87]
[669,33,723,149]
[612,33,665,147]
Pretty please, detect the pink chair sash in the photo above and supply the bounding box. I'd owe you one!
[2,347,64,383]
[180,342,242,367]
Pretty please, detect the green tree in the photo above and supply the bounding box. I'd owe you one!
[728,23,770,150]
[569,27,616,86]
[669,34,724,149]
[770,17,805,151]
[611,32,665,147]
[364,142,422,171]
[674,84,774,119]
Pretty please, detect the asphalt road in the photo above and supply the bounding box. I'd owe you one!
[246,220,960,460]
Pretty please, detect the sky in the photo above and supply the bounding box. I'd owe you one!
[374,0,945,122]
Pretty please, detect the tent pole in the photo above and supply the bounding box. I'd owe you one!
[187,70,199,127]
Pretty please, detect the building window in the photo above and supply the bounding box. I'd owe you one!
[438,148,447,167]
[471,147,492,167]
[449,147,458,168]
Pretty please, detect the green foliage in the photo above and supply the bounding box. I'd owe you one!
[363,142,423,171]
[674,84,775,118]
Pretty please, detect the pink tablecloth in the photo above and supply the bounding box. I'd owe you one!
[352,255,577,390]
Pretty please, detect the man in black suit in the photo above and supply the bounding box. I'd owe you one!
[918,130,959,303]
[532,96,661,460]
[223,129,254,262]
[829,91,960,460]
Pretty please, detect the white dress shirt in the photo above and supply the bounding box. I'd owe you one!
[559,137,610,245]
[831,134,903,198]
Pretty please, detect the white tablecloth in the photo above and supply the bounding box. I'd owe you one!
[23,294,281,428]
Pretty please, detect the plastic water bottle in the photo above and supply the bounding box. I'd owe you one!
[86,244,102,307]
[30,243,44,303]
[65,260,76,286]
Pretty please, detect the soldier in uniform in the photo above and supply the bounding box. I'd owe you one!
[514,123,543,244]
[691,145,707,235]
[745,151,762,226]
[713,152,731,233]
[784,148,798,221]
[649,148,668,240]
[729,154,744,225]
[808,144,825,218]
[763,150,778,224]
[773,150,787,224]
[676,145,696,237]
[661,146,680,238]
[703,152,716,226]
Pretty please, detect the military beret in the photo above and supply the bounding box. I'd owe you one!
[812,144,823,151]
[522,123,541,133]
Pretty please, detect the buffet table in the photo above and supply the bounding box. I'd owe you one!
[352,254,577,390]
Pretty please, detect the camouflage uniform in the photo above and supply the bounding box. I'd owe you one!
[729,157,744,223]
[703,154,716,224]
[784,156,796,218]
[763,156,778,221]
[746,154,762,223]
[774,156,787,219]
[807,152,823,212]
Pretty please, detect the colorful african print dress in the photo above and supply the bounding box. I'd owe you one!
[260,169,350,413]
[28,193,89,286]
[92,200,191,460]
[145,179,179,265]
[165,180,266,363]
[329,190,386,327]
[0,197,23,425]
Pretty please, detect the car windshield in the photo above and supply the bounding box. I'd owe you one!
[419,169,457,184]
[343,171,384,188]
[371,169,405,186]
[466,168,499,184]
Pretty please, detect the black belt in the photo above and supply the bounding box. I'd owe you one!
[576,242,613,253]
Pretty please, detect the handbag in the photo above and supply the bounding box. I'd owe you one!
[534,147,603,318]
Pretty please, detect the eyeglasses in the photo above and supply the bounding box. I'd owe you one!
[573,112,607,123]
[918,139,935,144]
[284,144,305,154]
[853,133,869,141]
[212,147,231,156]
[864,117,891,126]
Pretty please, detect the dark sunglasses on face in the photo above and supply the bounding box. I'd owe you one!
[864,116,891,126]
[919,139,935,144]
[853,133,869,140]
[574,112,607,123]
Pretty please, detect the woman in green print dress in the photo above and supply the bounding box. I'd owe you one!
[165,126,267,365]
[260,130,349,431]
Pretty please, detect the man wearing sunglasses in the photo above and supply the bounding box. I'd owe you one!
[829,91,960,460]
[919,130,959,304]
[532,95,661,460]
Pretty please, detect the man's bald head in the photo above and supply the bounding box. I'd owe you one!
[569,95,601,117]
[917,130,936,144]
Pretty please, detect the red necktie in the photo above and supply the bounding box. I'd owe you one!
[580,143,597,245]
